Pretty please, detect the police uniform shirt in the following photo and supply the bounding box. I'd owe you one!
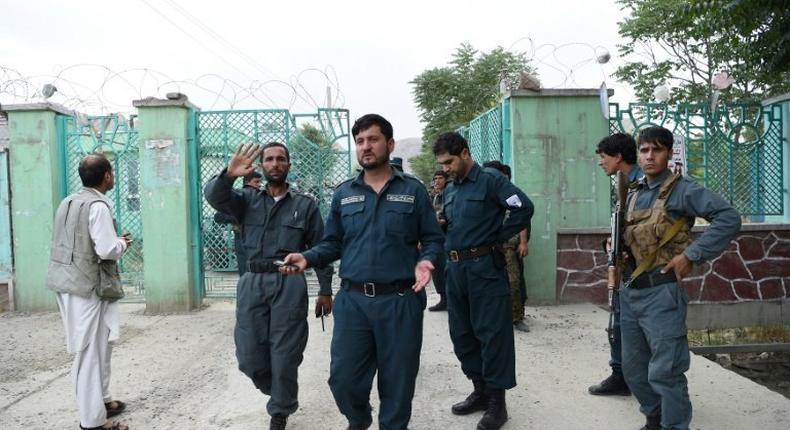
[442,163,534,251]
[204,169,333,294]
[303,167,445,284]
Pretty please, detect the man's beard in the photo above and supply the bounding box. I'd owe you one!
[359,151,390,170]
[263,170,288,185]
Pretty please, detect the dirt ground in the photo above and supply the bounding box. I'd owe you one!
[1,296,789,429]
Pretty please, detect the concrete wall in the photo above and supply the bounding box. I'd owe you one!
[134,97,201,312]
[556,224,790,304]
[508,89,612,304]
[4,104,71,311]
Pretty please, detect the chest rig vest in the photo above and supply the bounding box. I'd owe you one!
[623,174,691,278]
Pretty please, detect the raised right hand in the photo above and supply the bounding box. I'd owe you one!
[227,143,263,178]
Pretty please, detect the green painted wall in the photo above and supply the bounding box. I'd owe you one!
[136,103,199,312]
[510,92,611,304]
[6,109,63,311]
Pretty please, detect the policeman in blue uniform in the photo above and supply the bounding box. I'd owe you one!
[433,131,533,430]
[589,132,642,396]
[620,126,740,430]
[281,114,444,430]
[205,142,334,430]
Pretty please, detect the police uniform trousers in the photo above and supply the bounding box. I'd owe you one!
[609,289,623,373]
[432,256,447,295]
[621,280,692,430]
[446,254,516,389]
[235,271,308,417]
[328,285,426,430]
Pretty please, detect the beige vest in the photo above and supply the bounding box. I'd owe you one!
[623,174,692,272]
[45,188,118,297]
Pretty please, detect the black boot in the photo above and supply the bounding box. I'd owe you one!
[638,414,661,430]
[429,293,447,311]
[451,380,487,415]
[588,371,631,396]
[476,388,508,430]
[270,415,287,430]
[345,417,372,430]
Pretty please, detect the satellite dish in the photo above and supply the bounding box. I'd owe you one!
[42,84,57,99]
[599,81,609,119]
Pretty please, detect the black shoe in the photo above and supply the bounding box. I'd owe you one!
[513,320,530,332]
[476,388,508,430]
[270,415,287,430]
[638,414,661,430]
[346,417,372,430]
[429,295,447,311]
[588,371,631,396]
[451,380,488,415]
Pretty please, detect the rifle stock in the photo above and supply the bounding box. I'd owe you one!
[607,171,629,304]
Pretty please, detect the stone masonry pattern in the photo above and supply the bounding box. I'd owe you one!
[557,229,790,304]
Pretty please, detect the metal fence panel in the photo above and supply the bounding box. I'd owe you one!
[196,109,351,293]
[468,105,503,164]
[608,102,784,216]
[59,114,144,299]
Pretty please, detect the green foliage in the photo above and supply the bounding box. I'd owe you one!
[687,0,790,77]
[409,43,533,182]
[290,123,338,196]
[615,0,790,104]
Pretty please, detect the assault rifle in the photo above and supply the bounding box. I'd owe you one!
[606,171,628,343]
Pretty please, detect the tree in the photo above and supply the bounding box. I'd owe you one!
[687,0,790,77]
[615,0,790,105]
[409,43,534,182]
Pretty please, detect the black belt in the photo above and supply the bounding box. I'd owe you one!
[448,242,500,262]
[345,280,413,297]
[627,271,677,289]
[247,259,280,273]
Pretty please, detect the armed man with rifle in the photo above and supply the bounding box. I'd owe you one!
[589,133,642,396]
[619,126,740,430]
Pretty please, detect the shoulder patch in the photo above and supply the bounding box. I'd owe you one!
[341,195,365,205]
[386,194,415,204]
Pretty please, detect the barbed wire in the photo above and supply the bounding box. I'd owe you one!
[0,63,346,117]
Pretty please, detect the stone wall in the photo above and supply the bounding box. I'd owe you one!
[556,224,790,304]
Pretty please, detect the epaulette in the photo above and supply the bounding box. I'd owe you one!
[481,167,507,178]
[400,172,425,186]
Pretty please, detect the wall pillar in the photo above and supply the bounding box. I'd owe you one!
[3,103,71,311]
[133,96,202,312]
[508,89,612,304]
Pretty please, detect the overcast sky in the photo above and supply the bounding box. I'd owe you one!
[0,0,633,138]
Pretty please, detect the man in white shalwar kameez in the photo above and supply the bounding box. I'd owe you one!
[47,154,131,430]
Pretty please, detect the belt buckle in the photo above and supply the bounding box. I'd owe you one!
[363,282,376,297]
[449,250,460,262]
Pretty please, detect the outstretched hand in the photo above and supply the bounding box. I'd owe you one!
[227,143,263,178]
[412,260,435,292]
[279,253,308,274]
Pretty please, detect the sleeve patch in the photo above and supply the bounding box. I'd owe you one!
[506,194,522,208]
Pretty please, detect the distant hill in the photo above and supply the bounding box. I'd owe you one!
[393,137,423,174]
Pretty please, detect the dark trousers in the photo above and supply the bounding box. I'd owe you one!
[329,285,426,430]
[433,256,447,295]
[621,282,692,430]
[447,254,516,389]
[235,272,308,417]
[609,290,623,373]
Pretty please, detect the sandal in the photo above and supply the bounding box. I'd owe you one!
[80,422,127,430]
[105,400,127,418]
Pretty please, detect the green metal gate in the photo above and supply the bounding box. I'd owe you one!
[196,108,352,296]
[57,114,144,300]
[608,102,784,216]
